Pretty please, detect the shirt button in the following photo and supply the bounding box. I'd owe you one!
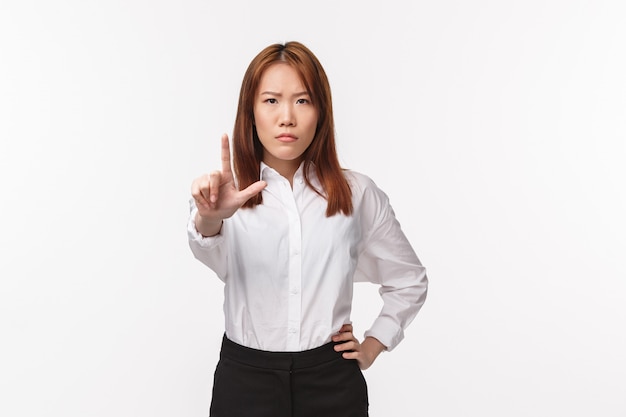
[288,328,297,334]
[290,288,299,295]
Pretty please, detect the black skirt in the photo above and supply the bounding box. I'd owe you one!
[209,334,369,417]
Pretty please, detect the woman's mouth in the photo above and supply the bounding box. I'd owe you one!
[276,133,297,143]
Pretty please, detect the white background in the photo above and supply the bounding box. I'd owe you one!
[1,1,625,416]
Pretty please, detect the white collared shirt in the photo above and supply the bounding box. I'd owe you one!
[188,162,428,352]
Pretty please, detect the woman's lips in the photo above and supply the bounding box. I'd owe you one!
[276,134,297,143]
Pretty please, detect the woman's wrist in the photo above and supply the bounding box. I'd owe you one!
[195,212,223,237]
[361,337,386,366]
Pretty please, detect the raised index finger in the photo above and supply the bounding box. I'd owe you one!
[221,133,233,176]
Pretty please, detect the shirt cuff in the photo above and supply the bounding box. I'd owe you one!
[364,316,404,352]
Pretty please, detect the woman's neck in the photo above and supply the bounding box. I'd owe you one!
[263,157,303,186]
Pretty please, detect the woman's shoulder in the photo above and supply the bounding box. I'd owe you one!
[342,169,393,226]
[343,169,375,189]
[343,169,386,201]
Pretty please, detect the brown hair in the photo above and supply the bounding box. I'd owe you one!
[232,41,353,216]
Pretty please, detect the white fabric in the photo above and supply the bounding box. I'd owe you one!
[188,162,428,352]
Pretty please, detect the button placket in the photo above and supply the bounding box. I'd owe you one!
[282,178,302,351]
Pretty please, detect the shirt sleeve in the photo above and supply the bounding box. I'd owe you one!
[353,178,428,352]
[187,198,229,281]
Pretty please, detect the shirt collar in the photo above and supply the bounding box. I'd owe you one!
[260,161,314,182]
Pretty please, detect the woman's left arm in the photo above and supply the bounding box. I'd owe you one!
[351,176,429,354]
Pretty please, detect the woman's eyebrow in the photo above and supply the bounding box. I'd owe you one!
[259,91,309,97]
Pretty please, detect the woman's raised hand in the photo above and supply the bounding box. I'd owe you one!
[191,134,266,236]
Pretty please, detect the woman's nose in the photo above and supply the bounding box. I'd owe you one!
[279,104,295,126]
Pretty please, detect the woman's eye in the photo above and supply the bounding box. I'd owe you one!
[265,98,277,104]
[296,98,309,104]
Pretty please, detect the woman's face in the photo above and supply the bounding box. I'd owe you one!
[253,63,318,174]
